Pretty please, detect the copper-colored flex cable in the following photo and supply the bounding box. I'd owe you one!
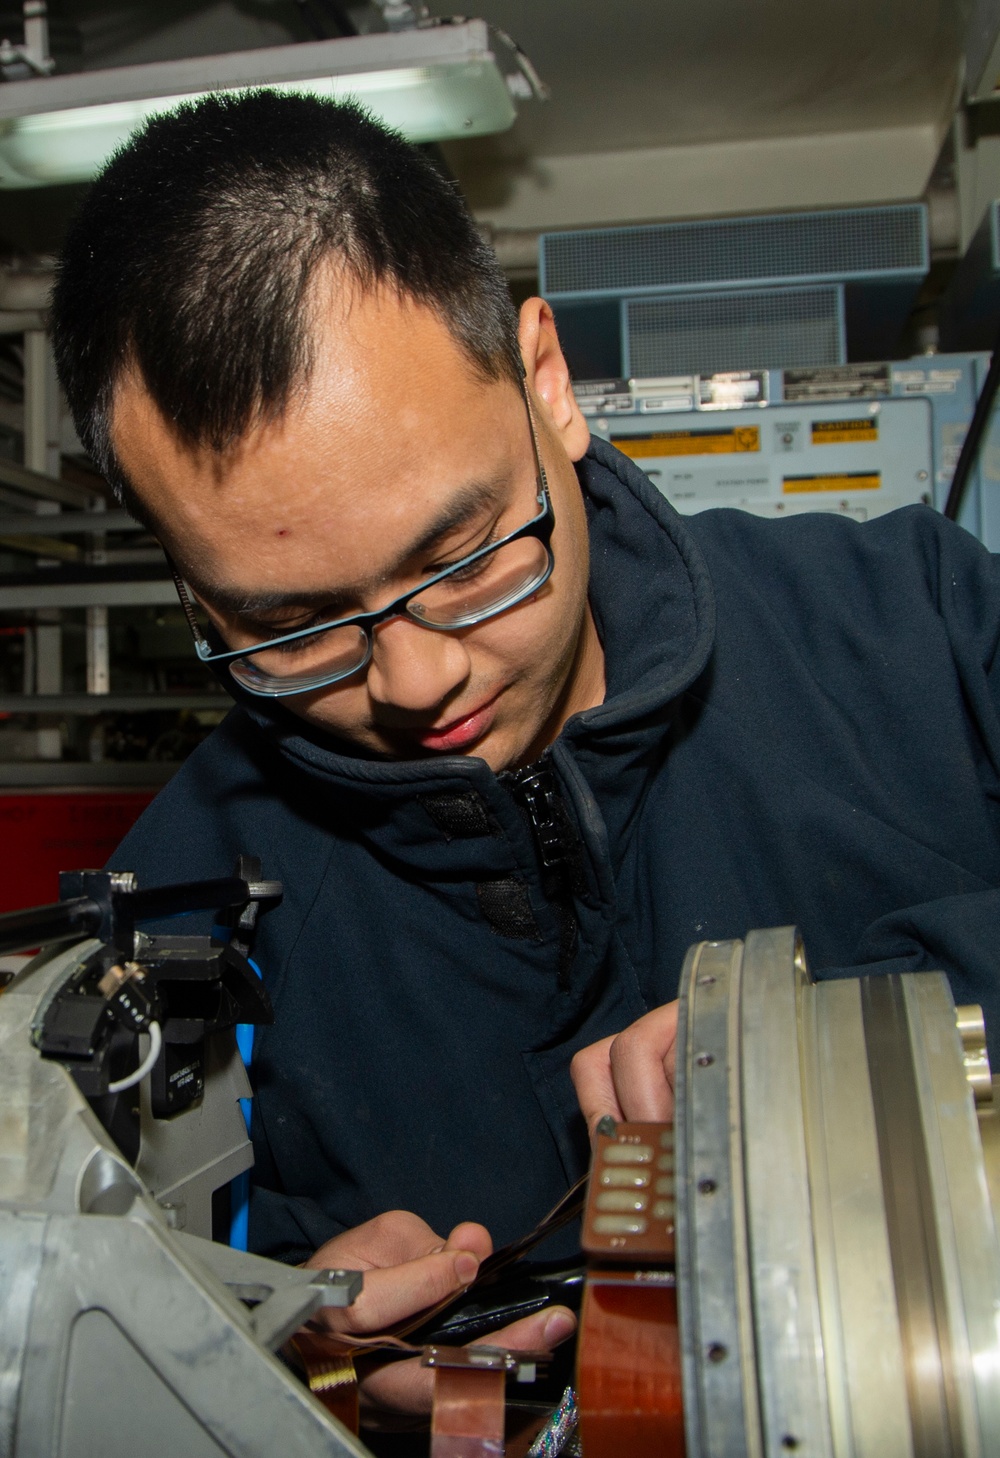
[576,1120,685,1457]
[430,1366,506,1458]
[288,1330,359,1433]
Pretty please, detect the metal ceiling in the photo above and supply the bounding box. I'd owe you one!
[439,0,967,157]
[0,0,976,242]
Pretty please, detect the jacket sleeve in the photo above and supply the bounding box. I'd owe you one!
[247,1185,344,1265]
[816,890,1000,1051]
[814,508,1000,1061]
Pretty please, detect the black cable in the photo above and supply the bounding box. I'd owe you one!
[0,896,102,957]
[944,313,1000,520]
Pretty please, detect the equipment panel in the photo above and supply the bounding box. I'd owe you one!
[604,397,929,522]
[578,356,1000,549]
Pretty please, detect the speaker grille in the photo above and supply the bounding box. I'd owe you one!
[625,287,843,377]
[541,206,927,297]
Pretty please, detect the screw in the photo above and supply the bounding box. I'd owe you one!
[706,1343,727,1363]
[698,1178,717,1195]
[696,1052,715,1067]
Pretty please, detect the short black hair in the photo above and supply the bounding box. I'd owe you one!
[52,89,522,517]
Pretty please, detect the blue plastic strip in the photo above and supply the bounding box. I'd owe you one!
[229,956,262,1251]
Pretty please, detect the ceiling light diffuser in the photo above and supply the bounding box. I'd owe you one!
[0,21,519,188]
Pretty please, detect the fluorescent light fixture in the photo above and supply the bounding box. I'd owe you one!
[0,20,520,188]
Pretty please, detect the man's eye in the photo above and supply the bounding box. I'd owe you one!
[270,633,317,656]
[443,552,493,585]
[249,609,340,641]
[430,521,503,577]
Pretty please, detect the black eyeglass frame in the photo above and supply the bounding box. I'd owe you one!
[169,383,554,698]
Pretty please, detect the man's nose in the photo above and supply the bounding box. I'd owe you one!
[365,616,472,713]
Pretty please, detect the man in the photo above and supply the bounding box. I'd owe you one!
[52,89,1000,1417]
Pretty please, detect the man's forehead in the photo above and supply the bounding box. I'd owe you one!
[183,470,510,618]
[112,300,519,502]
[110,290,528,610]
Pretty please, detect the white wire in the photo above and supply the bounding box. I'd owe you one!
[107,1021,162,1094]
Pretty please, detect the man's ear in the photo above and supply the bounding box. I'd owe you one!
[518,298,591,463]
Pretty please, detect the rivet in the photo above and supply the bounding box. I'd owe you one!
[706,1342,727,1363]
[698,1177,717,1195]
[697,974,716,986]
[696,1052,715,1067]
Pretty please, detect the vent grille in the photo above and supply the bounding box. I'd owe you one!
[626,287,843,378]
[541,206,927,297]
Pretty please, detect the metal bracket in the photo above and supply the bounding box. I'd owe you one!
[173,1232,362,1350]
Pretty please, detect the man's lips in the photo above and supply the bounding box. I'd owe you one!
[407,691,503,751]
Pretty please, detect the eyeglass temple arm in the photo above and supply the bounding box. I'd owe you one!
[520,379,549,496]
[166,555,210,648]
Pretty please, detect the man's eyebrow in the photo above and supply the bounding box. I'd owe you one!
[192,476,506,621]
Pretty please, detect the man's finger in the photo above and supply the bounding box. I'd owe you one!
[471,1303,577,1354]
[571,1002,680,1136]
[443,1221,494,1262]
[607,1002,678,1122]
[570,1034,625,1138]
[307,1208,445,1273]
[320,1247,481,1335]
[358,1304,578,1420]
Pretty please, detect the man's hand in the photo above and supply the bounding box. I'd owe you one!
[304,1210,576,1421]
[570,1001,679,1138]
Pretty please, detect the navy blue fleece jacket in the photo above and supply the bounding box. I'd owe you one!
[112,438,1000,1262]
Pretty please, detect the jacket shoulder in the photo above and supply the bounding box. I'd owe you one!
[684,504,1000,619]
[110,708,275,882]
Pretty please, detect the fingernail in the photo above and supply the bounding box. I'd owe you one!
[455,1252,479,1285]
[544,1310,576,1345]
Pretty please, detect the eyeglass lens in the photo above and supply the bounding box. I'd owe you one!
[227,534,550,694]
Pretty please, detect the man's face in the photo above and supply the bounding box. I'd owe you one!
[111,286,604,772]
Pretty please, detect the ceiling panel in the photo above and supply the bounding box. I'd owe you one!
[437,0,967,158]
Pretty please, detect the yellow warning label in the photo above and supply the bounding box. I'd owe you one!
[811,418,879,445]
[613,426,760,458]
[783,472,882,494]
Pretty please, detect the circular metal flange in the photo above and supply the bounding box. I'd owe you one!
[739,927,834,1458]
[677,928,1000,1458]
[675,936,763,1458]
[893,974,1000,1454]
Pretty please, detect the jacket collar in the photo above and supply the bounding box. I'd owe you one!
[227,438,716,799]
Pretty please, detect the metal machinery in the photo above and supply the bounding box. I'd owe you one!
[0,867,370,1458]
[539,206,1000,554]
[575,354,1000,551]
[540,206,931,381]
[671,928,1000,1458]
[1,869,999,1457]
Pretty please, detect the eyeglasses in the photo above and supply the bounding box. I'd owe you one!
[170,384,555,698]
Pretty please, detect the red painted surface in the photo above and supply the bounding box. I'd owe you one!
[0,790,158,913]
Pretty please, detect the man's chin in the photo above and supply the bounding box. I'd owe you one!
[293,699,543,772]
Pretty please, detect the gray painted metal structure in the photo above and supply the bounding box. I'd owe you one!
[0,940,369,1458]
